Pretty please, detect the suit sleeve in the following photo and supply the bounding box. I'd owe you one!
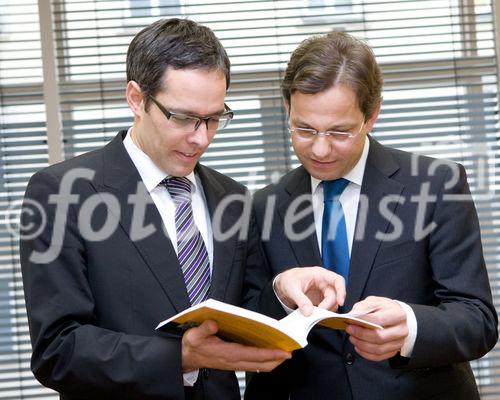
[240,193,291,400]
[20,170,185,400]
[241,196,288,320]
[401,163,498,368]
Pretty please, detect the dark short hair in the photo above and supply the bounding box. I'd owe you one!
[282,31,382,119]
[126,18,230,110]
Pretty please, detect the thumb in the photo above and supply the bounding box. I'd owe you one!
[317,287,338,311]
[292,292,313,316]
[198,319,219,336]
[187,320,219,345]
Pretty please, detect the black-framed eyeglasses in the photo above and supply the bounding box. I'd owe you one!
[148,96,234,132]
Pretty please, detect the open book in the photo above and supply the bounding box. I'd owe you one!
[156,298,382,351]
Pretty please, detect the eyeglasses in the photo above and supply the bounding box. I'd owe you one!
[148,96,234,132]
[288,120,365,143]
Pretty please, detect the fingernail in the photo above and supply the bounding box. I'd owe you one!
[302,306,312,316]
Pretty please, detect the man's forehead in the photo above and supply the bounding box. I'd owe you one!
[160,66,227,87]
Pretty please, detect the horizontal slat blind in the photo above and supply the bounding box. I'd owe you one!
[0,1,54,398]
[1,0,498,398]
[52,0,500,397]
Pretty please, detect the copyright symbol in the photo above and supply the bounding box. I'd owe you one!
[6,198,47,240]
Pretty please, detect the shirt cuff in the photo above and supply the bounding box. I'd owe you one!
[272,275,295,315]
[395,300,417,358]
[183,370,199,386]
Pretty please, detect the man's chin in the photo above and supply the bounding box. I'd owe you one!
[309,169,343,181]
[161,163,197,178]
[304,161,344,181]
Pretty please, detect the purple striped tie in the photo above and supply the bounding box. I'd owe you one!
[163,177,211,305]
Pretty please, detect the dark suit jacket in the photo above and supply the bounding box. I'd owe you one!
[245,137,498,400]
[20,131,266,400]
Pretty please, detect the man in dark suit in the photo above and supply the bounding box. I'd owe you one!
[245,31,498,400]
[19,18,302,400]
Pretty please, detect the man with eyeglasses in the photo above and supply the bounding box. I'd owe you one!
[244,31,497,400]
[20,18,350,400]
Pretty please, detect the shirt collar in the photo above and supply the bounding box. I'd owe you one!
[311,137,370,193]
[123,127,198,193]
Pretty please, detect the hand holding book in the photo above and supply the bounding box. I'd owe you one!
[346,296,410,362]
[180,317,291,374]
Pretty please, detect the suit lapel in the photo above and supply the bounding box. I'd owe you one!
[278,167,322,266]
[344,137,405,310]
[98,131,190,313]
[196,165,240,301]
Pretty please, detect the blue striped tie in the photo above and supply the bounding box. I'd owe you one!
[321,178,350,283]
[163,177,211,305]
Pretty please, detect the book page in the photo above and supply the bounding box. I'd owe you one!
[278,306,382,344]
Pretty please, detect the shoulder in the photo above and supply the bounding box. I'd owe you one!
[253,166,307,204]
[369,137,466,185]
[27,131,126,189]
[26,148,105,194]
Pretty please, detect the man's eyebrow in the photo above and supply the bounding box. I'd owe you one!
[327,123,356,131]
[209,107,227,116]
[290,117,357,130]
[168,106,226,117]
[289,117,312,126]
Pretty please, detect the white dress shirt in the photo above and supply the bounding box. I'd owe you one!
[123,129,213,266]
[124,128,209,385]
[310,137,369,253]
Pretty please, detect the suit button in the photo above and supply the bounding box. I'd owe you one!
[344,352,355,365]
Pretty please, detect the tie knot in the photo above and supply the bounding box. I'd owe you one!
[163,177,192,204]
[323,178,349,202]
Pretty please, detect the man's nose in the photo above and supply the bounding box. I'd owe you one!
[188,120,211,147]
[311,135,333,159]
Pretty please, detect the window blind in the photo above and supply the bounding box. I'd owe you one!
[1,0,499,398]
[0,0,54,398]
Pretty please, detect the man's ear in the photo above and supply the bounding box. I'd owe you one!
[126,81,144,117]
[365,101,381,133]
[283,99,290,117]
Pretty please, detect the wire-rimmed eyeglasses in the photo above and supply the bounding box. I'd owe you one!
[288,120,365,143]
